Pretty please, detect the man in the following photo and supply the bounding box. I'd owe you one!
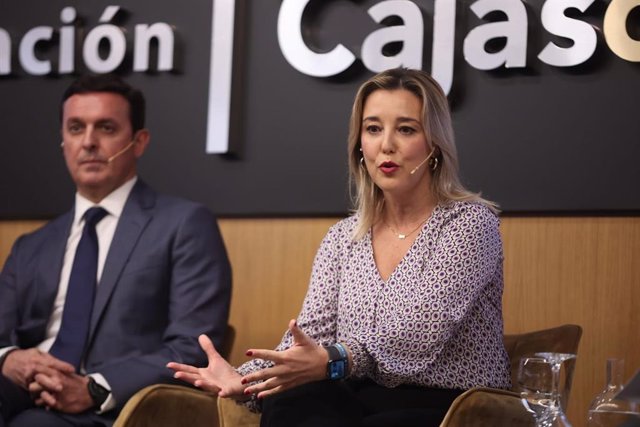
[0,74,232,426]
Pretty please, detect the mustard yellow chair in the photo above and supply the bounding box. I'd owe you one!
[114,325,235,427]
[114,384,220,427]
[115,324,582,427]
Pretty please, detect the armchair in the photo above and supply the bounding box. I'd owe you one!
[114,325,235,427]
[439,324,583,426]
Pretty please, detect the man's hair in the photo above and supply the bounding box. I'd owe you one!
[61,74,146,132]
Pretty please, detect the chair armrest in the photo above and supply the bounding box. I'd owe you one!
[114,384,219,427]
[217,396,261,427]
[439,387,535,427]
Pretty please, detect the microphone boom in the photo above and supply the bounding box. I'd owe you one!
[107,141,135,163]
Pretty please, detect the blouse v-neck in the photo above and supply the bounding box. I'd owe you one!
[368,205,442,284]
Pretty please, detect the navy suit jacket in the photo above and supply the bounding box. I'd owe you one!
[0,180,232,412]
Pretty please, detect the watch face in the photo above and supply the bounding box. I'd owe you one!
[88,378,109,406]
[328,359,346,380]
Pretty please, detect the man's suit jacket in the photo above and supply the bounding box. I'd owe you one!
[0,180,232,412]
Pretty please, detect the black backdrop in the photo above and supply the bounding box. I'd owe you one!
[1,0,639,218]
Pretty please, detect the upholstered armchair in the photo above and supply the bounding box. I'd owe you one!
[114,325,235,427]
[439,324,582,426]
[115,324,582,427]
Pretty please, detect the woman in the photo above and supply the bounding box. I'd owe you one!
[168,68,511,426]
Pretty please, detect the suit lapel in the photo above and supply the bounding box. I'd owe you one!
[30,213,73,336]
[89,181,155,336]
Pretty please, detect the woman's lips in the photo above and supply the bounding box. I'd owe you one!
[379,161,399,174]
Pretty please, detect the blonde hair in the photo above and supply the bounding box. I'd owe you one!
[348,68,498,240]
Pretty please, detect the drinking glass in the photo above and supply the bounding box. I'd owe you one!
[536,352,576,427]
[517,353,576,427]
[518,356,554,424]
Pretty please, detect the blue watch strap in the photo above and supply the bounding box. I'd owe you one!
[324,344,348,380]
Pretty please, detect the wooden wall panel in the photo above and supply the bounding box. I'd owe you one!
[500,217,640,426]
[1,217,639,427]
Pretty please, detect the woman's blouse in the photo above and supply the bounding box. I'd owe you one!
[237,201,511,402]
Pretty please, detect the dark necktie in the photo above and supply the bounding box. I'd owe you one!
[49,206,108,371]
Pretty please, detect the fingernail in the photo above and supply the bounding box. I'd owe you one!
[244,389,251,395]
[241,378,247,384]
[245,350,253,356]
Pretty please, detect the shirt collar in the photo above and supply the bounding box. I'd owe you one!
[73,177,138,226]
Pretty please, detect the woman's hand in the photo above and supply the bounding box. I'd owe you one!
[240,319,328,399]
[167,334,245,398]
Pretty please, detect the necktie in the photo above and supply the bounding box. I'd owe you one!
[49,206,108,371]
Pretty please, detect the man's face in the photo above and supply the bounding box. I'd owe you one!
[61,92,149,202]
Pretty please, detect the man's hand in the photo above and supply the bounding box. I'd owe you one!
[1,349,75,390]
[29,372,95,414]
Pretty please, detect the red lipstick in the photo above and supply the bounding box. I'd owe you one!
[379,161,399,174]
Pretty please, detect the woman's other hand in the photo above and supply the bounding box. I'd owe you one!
[167,334,245,398]
[240,319,328,399]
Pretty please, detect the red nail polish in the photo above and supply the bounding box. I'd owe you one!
[244,389,251,395]
[241,379,247,385]
[246,350,253,356]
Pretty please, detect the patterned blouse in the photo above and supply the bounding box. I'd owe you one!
[237,201,511,407]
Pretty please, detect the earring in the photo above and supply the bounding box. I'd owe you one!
[360,157,364,166]
[429,157,439,170]
[60,141,65,148]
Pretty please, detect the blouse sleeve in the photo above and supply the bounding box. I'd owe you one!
[235,221,350,410]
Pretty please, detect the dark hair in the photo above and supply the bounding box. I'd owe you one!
[61,74,146,132]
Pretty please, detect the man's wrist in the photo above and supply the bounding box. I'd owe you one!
[87,376,110,409]
[0,348,18,375]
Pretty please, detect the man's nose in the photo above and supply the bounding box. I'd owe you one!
[80,128,98,149]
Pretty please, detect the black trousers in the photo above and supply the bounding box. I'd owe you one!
[260,379,464,427]
[0,374,112,427]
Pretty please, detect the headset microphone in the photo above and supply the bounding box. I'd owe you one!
[410,146,437,175]
[107,141,135,163]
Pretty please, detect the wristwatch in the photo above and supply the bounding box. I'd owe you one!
[87,377,110,408]
[324,343,348,380]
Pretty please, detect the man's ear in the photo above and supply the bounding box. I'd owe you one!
[132,129,151,158]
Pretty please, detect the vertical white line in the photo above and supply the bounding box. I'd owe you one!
[206,0,236,154]
[431,0,456,96]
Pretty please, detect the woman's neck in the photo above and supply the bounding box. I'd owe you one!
[381,192,437,229]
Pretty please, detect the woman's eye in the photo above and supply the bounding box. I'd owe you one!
[398,126,415,135]
[365,125,381,134]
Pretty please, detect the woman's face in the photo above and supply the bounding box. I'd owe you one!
[360,88,432,199]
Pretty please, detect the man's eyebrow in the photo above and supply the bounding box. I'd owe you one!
[95,118,117,125]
